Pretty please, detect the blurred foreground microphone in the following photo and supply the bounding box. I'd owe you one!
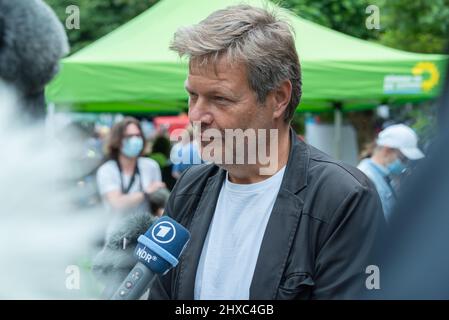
[111,216,190,300]
[0,0,69,119]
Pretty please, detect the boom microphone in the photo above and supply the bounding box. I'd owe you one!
[111,216,190,300]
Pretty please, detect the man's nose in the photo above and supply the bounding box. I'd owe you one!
[188,97,213,125]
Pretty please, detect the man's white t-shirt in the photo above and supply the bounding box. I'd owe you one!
[194,166,286,300]
[96,158,162,210]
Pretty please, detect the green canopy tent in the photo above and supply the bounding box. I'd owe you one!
[47,0,447,111]
[46,0,447,157]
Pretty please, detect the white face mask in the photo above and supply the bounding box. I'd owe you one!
[386,158,407,176]
[121,136,144,158]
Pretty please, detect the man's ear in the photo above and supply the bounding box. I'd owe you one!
[272,80,292,121]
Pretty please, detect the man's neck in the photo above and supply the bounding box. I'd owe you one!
[227,127,291,184]
[118,154,137,174]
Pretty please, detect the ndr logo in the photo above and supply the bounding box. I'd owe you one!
[136,247,157,263]
[152,221,176,244]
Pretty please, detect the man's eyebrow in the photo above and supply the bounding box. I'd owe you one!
[206,90,233,97]
[184,85,235,98]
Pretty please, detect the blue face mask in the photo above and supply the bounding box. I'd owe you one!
[387,158,407,176]
[121,136,143,158]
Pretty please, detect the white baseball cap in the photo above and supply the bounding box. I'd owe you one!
[376,124,425,160]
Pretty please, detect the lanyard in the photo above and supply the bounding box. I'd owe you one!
[115,159,143,194]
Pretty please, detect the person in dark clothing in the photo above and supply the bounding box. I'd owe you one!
[369,49,449,299]
[149,134,177,191]
[149,4,385,300]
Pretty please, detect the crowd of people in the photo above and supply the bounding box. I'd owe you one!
[83,116,426,229]
[83,116,202,297]
[1,0,441,300]
[69,107,427,299]
[72,12,426,298]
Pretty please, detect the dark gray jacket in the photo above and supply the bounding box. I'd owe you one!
[150,129,386,299]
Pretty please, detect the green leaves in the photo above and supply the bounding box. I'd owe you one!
[44,0,448,56]
[280,0,448,53]
[379,0,449,53]
[45,0,158,53]
[282,0,380,40]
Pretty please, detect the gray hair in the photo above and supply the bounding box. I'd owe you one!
[170,4,302,122]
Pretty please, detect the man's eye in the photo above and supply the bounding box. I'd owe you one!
[213,96,229,103]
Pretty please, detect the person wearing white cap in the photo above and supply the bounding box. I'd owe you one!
[358,124,425,222]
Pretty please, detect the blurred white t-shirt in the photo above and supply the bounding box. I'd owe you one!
[96,157,162,211]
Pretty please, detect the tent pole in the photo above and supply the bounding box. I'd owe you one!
[333,102,343,160]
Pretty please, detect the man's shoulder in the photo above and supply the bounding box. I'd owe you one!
[173,163,220,195]
[307,144,373,191]
[300,144,380,222]
[165,163,219,225]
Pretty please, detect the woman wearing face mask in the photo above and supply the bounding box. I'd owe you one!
[97,117,166,214]
[94,117,166,298]
[358,124,425,223]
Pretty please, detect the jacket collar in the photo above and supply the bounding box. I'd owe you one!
[175,127,309,299]
[250,128,309,299]
[283,127,309,194]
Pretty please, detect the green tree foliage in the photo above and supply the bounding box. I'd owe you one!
[43,0,445,146]
[45,0,158,53]
[46,0,448,54]
[280,0,449,53]
[279,0,380,40]
[376,0,449,53]
[279,0,447,147]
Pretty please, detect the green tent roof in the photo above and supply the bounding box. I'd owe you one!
[46,0,448,113]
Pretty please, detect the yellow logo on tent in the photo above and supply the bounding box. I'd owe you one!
[412,62,439,92]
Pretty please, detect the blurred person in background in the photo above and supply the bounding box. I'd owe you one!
[369,56,449,299]
[0,0,105,299]
[171,125,203,179]
[357,124,425,222]
[148,134,177,190]
[94,117,168,298]
[96,117,165,214]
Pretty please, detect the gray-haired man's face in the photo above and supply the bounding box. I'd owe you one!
[183,56,281,173]
[186,58,267,130]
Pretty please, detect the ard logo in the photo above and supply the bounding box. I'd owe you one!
[152,221,176,244]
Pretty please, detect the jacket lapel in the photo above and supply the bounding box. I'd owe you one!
[175,168,226,299]
[176,129,309,299]
[250,129,309,299]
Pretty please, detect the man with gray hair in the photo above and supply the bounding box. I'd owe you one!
[150,5,385,300]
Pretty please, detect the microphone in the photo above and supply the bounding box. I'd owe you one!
[111,216,190,300]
